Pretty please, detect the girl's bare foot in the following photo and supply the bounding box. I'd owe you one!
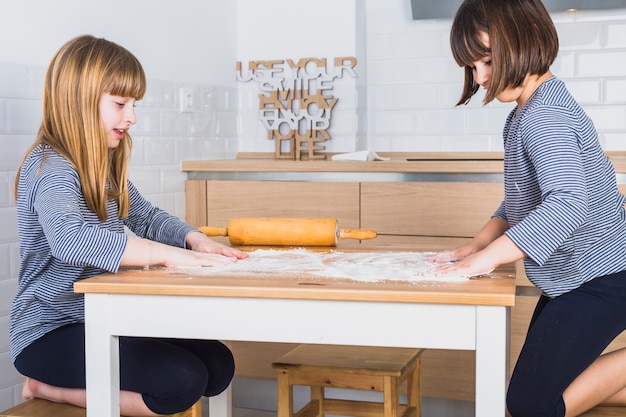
[20,376,156,416]
[20,377,70,405]
[22,377,35,400]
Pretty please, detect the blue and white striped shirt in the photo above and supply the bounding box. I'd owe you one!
[10,145,196,362]
[494,76,626,298]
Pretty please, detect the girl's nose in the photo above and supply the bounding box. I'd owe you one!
[473,65,490,87]
[126,107,137,125]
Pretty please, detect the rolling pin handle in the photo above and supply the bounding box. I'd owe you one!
[198,226,229,237]
[338,229,378,240]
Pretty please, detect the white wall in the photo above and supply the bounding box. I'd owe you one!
[1,0,626,414]
[0,1,236,84]
[365,0,626,153]
[234,0,626,156]
[236,0,366,154]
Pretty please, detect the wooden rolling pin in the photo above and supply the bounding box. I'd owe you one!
[199,218,377,246]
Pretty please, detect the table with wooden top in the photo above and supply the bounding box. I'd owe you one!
[73,247,516,417]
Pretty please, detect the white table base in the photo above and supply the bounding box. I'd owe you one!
[84,293,509,417]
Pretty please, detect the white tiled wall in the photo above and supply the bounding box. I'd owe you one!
[131,80,238,216]
[2,1,626,414]
[0,61,41,408]
[365,0,626,152]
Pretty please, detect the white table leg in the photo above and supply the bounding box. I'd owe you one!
[208,385,232,417]
[475,305,510,417]
[84,294,120,417]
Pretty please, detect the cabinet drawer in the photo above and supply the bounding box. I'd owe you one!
[361,182,503,238]
[203,180,361,229]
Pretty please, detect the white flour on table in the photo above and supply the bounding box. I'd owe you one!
[182,248,474,283]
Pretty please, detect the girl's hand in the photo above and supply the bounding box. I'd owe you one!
[429,216,510,264]
[163,245,240,267]
[185,231,250,260]
[429,234,525,278]
[428,243,478,263]
[429,251,496,278]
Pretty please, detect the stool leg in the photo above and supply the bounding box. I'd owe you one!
[383,376,399,417]
[310,386,323,417]
[187,400,202,417]
[407,358,421,417]
[277,371,294,417]
[166,399,202,417]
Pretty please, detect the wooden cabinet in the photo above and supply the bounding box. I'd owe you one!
[183,153,626,403]
[187,180,360,229]
[361,182,503,238]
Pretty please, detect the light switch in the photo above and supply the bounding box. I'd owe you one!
[179,87,194,113]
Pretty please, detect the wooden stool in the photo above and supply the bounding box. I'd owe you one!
[579,406,626,416]
[272,344,423,417]
[0,398,202,417]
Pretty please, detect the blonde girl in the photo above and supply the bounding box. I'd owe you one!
[11,35,248,416]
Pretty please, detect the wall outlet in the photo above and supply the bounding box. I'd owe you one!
[179,87,194,113]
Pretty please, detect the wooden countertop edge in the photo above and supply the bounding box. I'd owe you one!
[181,152,626,174]
[236,152,505,160]
[181,159,506,174]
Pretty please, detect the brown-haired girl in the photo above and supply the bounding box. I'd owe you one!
[430,0,626,415]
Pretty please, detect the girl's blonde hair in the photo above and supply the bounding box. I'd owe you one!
[450,0,558,105]
[16,34,146,220]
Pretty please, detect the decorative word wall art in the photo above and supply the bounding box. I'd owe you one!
[236,57,357,160]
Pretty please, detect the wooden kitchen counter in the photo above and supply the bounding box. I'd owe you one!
[180,151,626,403]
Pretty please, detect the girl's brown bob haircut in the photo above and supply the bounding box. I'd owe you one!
[450,0,559,105]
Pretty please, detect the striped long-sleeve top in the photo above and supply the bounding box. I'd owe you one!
[494,76,626,298]
[10,145,196,362]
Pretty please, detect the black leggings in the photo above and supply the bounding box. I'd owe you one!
[14,324,235,415]
[507,269,626,417]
